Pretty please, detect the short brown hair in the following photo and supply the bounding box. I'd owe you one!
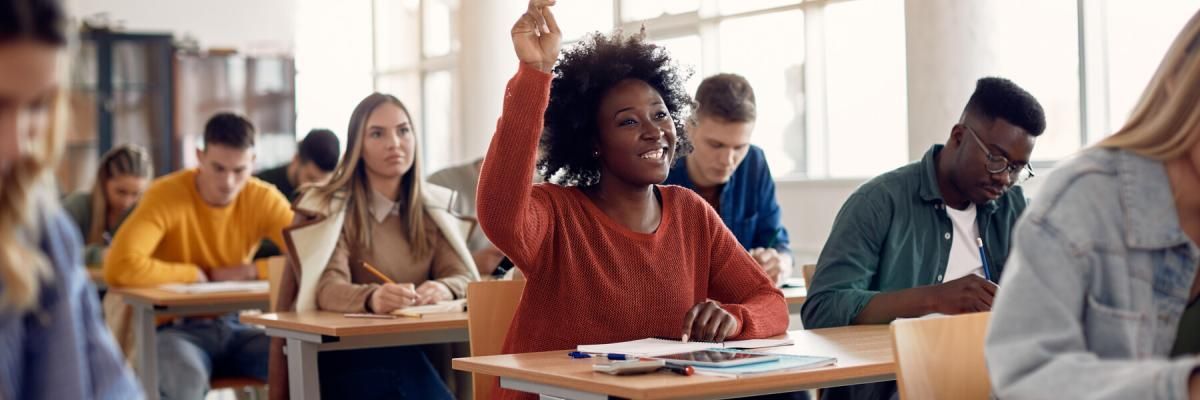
[203,112,256,150]
[693,73,756,123]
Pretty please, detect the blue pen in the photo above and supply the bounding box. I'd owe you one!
[567,351,638,360]
[976,238,994,282]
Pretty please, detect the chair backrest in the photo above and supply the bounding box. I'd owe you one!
[466,279,526,400]
[265,256,287,311]
[802,264,817,287]
[891,312,992,400]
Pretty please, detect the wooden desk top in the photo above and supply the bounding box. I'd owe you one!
[111,287,269,307]
[453,325,893,399]
[782,286,807,304]
[242,311,469,337]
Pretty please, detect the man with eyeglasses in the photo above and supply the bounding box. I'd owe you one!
[801,77,1044,400]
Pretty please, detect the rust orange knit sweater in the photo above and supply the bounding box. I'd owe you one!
[477,64,789,400]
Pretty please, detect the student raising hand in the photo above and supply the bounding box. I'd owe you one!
[511,0,561,73]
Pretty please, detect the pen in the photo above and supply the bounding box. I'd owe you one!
[976,238,994,283]
[661,364,695,376]
[566,352,639,360]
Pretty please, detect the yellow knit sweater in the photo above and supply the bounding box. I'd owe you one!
[104,168,294,287]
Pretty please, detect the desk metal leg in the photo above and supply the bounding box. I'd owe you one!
[133,304,159,400]
[501,377,607,400]
[286,338,321,400]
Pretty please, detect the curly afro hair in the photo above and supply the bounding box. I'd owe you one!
[538,30,694,187]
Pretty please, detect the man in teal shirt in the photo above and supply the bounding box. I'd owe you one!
[802,77,1046,399]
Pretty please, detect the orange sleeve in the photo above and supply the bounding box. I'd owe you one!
[476,63,556,276]
[103,183,203,286]
[696,192,790,339]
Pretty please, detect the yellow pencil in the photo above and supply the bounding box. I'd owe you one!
[360,261,396,284]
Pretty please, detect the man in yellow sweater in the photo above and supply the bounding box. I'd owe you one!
[105,113,294,399]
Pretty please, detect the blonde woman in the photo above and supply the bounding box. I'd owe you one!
[62,144,153,268]
[0,0,140,398]
[270,93,478,399]
[986,9,1200,399]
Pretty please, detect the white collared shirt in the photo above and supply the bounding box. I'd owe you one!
[369,189,403,223]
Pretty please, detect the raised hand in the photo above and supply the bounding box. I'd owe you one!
[511,0,562,73]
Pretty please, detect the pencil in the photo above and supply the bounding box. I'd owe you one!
[361,261,396,284]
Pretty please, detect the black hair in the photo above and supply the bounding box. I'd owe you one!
[964,77,1046,136]
[0,0,66,45]
[297,128,340,172]
[539,31,693,187]
[203,112,256,150]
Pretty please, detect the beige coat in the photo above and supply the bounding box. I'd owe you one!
[268,183,479,400]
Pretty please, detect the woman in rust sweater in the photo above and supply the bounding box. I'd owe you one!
[477,2,789,398]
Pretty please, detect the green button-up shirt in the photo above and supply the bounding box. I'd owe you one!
[801,144,1027,329]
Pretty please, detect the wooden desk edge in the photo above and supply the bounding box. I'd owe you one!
[111,288,269,307]
[242,312,469,337]
[453,356,895,399]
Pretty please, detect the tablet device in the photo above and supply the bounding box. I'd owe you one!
[652,350,780,368]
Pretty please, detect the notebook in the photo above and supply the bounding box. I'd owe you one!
[690,350,837,377]
[160,280,269,294]
[390,299,467,317]
[576,337,795,357]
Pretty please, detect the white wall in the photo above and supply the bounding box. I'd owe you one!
[72,0,296,53]
[777,0,1041,265]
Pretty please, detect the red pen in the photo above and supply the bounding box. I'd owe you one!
[661,364,694,376]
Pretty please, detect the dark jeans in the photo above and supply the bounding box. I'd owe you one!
[157,315,269,400]
[318,346,453,400]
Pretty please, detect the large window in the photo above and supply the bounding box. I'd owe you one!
[340,0,1200,181]
[631,0,908,178]
[371,0,458,175]
[1085,0,1200,142]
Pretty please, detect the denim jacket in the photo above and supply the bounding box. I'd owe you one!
[986,148,1200,400]
[0,198,141,400]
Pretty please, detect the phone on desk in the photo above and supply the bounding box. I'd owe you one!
[592,359,665,375]
[652,350,780,368]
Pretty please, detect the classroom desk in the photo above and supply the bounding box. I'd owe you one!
[782,286,807,314]
[453,325,893,400]
[114,287,270,400]
[241,311,470,400]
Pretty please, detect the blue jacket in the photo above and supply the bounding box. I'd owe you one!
[664,145,791,254]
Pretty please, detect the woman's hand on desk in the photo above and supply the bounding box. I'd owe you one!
[369,283,420,314]
[415,281,453,305]
[681,300,740,343]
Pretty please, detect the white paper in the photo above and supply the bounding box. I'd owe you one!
[577,337,794,357]
[390,299,467,316]
[160,280,269,294]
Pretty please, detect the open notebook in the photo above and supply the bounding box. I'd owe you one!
[390,299,467,317]
[160,280,269,294]
[577,337,794,357]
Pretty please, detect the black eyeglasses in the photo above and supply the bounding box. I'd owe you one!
[962,125,1035,184]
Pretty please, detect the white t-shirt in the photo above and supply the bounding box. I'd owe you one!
[943,203,983,282]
